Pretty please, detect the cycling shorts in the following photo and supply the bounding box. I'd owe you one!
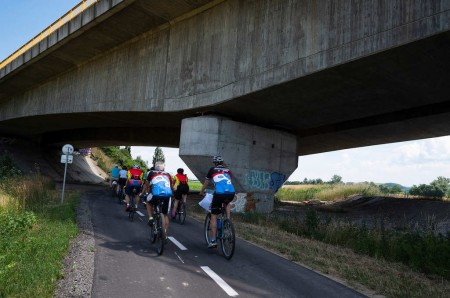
[211,193,235,215]
[148,195,171,215]
[125,185,142,196]
[174,183,189,200]
[118,178,127,187]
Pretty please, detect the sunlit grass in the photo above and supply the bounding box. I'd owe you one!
[0,173,78,297]
[276,183,381,202]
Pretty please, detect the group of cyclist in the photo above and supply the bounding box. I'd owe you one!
[109,155,235,249]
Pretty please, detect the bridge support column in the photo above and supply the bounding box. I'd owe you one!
[179,116,298,213]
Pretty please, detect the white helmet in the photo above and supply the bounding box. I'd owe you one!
[133,164,140,169]
[155,162,165,171]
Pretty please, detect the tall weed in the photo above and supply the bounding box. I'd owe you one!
[276,183,381,202]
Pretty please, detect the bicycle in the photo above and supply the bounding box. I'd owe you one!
[127,187,138,221]
[117,186,124,204]
[150,198,165,255]
[204,203,235,260]
[171,197,186,225]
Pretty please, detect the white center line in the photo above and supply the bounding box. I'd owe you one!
[168,236,187,250]
[201,266,239,297]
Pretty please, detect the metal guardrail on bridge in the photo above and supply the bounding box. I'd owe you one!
[0,0,99,69]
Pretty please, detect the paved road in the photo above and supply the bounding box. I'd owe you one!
[88,189,366,298]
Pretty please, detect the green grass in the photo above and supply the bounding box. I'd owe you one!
[276,183,381,202]
[187,197,450,297]
[188,180,202,191]
[0,175,78,298]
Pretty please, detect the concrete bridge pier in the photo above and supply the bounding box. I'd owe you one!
[179,116,298,213]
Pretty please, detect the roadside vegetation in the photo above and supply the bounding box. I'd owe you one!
[0,152,79,297]
[188,197,450,297]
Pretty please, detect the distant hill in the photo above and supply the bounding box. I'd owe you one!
[382,183,410,192]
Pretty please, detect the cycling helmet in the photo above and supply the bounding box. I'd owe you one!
[133,164,140,169]
[177,168,184,174]
[213,155,224,163]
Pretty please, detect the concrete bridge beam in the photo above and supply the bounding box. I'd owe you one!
[179,116,297,213]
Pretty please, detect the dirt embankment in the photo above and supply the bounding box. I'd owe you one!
[276,195,450,234]
[0,139,107,186]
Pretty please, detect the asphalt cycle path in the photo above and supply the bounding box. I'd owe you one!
[88,189,366,298]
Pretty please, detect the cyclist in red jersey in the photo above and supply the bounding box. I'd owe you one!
[125,164,143,211]
[171,168,189,219]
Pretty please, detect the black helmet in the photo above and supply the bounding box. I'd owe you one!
[177,168,184,174]
[213,155,224,163]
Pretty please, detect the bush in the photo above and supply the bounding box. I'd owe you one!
[0,152,22,179]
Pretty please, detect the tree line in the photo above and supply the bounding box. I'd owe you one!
[285,175,450,198]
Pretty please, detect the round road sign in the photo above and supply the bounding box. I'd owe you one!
[62,144,74,155]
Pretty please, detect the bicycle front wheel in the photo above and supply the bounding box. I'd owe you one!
[178,202,186,224]
[204,213,212,246]
[221,218,235,260]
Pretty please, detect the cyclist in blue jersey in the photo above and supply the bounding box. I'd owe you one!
[140,163,173,241]
[109,164,120,190]
[199,155,235,248]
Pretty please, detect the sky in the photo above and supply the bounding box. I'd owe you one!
[2,1,450,187]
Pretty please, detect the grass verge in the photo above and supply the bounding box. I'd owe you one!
[0,175,78,298]
[187,196,450,298]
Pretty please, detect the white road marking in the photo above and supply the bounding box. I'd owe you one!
[201,266,239,297]
[168,236,187,250]
[174,252,185,263]
[136,211,145,217]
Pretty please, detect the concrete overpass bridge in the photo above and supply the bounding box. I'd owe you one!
[1,0,450,212]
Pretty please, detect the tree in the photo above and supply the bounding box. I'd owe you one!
[430,176,450,195]
[152,147,165,167]
[330,175,343,184]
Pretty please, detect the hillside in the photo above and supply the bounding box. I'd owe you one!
[0,139,107,186]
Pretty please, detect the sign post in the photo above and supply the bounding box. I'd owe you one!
[61,144,74,204]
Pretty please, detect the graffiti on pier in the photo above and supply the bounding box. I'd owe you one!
[246,169,286,192]
[230,193,246,213]
[230,192,257,213]
[246,170,271,190]
[270,172,286,192]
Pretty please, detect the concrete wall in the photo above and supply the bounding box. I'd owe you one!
[1,0,449,122]
[179,116,298,212]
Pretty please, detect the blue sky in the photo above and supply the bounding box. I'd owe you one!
[2,1,450,186]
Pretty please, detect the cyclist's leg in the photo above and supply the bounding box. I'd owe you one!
[124,186,132,210]
[146,194,155,224]
[224,193,235,219]
[162,196,171,236]
[134,186,142,209]
[210,193,222,241]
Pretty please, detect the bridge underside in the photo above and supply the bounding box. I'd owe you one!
[1,32,450,154]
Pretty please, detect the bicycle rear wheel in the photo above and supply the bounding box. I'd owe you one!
[150,220,157,244]
[220,218,235,260]
[204,213,212,246]
[155,215,165,255]
[128,197,135,221]
[118,188,123,204]
[178,201,186,224]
